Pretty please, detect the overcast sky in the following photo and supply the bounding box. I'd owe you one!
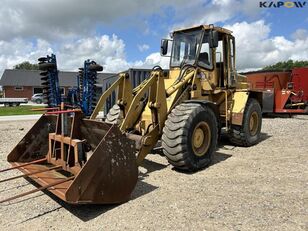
[0,0,307,75]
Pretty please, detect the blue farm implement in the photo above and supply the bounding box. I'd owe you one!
[77,60,103,116]
[38,54,61,107]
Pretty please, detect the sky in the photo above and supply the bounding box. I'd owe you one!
[0,0,307,76]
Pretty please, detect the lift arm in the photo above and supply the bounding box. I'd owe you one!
[90,73,133,119]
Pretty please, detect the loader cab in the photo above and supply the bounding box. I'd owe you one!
[161,25,236,89]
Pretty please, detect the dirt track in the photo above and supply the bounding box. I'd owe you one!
[0,115,307,230]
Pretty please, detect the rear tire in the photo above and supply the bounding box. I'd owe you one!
[162,103,218,171]
[105,104,123,124]
[229,98,262,146]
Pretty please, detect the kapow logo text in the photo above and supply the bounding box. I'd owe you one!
[259,1,307,8]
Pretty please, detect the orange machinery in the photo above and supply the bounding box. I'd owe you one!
[245,68,308,114]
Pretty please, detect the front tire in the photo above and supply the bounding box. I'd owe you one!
[162,103,218,171]
[35,99,43,104]
[229,98,262,146]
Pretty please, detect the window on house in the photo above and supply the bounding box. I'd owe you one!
[33,87,43,94]
[14,86,24,91]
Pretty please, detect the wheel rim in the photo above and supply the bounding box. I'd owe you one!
[192,122,211,157]
[249,111,259,136]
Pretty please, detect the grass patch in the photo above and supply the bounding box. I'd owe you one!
[0,105,43,116]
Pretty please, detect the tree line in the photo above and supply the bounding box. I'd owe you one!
[14,61,39,70]
[262,60,308,71]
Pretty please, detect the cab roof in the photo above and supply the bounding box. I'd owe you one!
[172,25,232,35]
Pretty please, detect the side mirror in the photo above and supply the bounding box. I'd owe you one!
[160,39,169,56]
[209,30,218,48]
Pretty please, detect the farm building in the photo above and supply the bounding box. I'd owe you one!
[0,69,115,99]
[0,68,152,112]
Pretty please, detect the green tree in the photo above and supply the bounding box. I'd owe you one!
[14,61,39,70]
[262,60,308,71]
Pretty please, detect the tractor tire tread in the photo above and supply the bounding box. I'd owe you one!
[229,98,262,147]
[162,103,218,171]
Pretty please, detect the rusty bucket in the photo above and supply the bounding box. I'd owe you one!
[2,113,138,204]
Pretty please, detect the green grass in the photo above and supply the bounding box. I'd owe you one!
[0,105,44,116]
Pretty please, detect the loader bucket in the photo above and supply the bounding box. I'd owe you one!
[4,114,138,204]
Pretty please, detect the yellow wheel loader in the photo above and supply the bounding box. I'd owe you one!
[1,25,262,204]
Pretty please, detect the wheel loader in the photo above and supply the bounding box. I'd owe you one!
[1,24,262,204]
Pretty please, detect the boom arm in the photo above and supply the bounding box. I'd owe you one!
[90,73,133,119]
[92,68,197,164]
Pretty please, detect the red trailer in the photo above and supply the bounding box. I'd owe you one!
[245,68,308,114]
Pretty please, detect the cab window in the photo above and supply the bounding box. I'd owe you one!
[197,34,213,69]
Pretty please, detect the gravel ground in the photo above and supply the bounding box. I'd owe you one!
[0,115,307,230]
